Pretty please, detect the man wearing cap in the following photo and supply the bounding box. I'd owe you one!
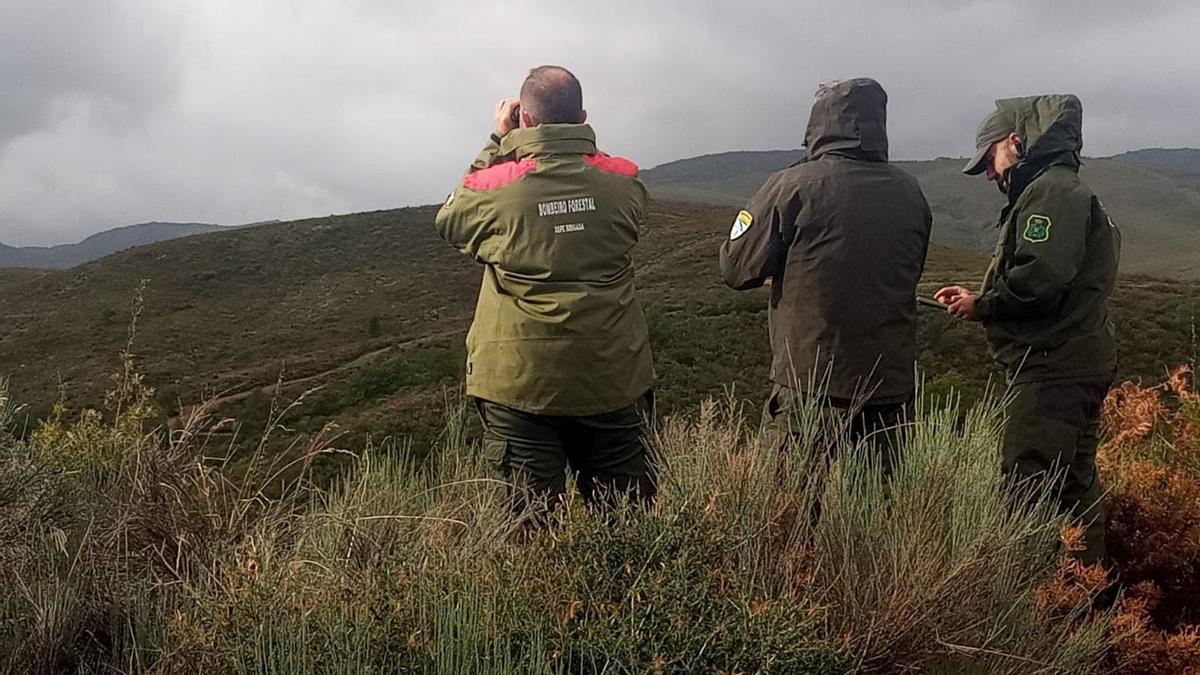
[720,78,932,462]
[935,95,1120,566]
[435,65,656,517]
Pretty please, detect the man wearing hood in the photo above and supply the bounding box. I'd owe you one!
[935,95,1120,565]
[720,78,932,457]
[435,66,656,517]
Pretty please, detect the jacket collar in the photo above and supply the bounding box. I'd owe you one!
[500,124,598,158]
[1006,150,1080,206]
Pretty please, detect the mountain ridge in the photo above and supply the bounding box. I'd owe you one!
[1107,147,1200,174]
[0,221,224,270]
[643,147,1200,278]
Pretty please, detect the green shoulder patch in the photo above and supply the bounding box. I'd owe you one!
[1023,214,1052,243]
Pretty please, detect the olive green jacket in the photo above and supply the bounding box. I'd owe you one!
[719,78,932,404]
[434,124,654,415]
[976,95,1121,383]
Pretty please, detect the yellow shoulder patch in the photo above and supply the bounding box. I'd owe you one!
[729,210,753,240]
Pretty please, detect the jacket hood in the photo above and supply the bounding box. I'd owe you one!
[996,95,1083,202]
[803,78,889,162]
[997,94,1083,165]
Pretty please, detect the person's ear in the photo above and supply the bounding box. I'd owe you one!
[519,109,534,128]
[1008,132,1023,157]
[579,109,588,124]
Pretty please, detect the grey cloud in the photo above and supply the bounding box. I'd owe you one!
[1,0,1198,246]
[0,1,184,147]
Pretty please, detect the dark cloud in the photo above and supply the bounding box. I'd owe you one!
[1,0,1198,246]
[0,1,184,147]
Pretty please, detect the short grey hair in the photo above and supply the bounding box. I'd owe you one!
[520,66,584,126]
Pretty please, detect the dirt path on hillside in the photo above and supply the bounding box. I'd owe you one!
[638,236,720,279]
[175,328,466,421]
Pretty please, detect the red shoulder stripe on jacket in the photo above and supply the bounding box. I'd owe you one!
[462,158,538,191]
[583,152,638,177]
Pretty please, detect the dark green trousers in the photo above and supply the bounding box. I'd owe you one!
[1003,377,1111,566]
[475,391,656,515]
[766,384,910,470]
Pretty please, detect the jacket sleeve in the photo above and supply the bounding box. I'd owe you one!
[918,192,933,277]
[631,176,649,239]
[469,134,505,171]
[976,182,1090,321]
[434,137,506,262]
[718,172,800,290]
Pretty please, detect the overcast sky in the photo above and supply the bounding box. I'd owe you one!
[2,0,1198,246]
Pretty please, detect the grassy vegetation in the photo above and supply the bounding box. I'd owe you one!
[8,352,1200,672]
[3,350,1129,673]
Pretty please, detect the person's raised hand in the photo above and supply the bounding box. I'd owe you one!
[494,98,521,137]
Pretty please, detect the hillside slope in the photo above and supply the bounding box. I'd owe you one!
[0,208,472,413]
[645,153,1200,278]
[2,201,1197,459]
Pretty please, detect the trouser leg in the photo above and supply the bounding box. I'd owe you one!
[766,384,909,469]
[766,386,909,525]
[561,391,657,510]
[765,384,840,460]
[848,400,910,478]
[1067,411,1106,566]
[475,398,566,516]
[1002,378,1110,566]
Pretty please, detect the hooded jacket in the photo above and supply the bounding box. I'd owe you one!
[434,124,654,415]
[976,95,1121,383]
[719,78,932,404]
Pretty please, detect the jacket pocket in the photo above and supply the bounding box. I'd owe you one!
[482,433,509,472]
[1034,379,1109,428]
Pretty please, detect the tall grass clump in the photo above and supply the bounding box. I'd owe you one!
[1,354,1113,672]
[0,298,339,673]
[810,395,1106,672]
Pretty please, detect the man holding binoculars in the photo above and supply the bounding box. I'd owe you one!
[435,65,657,519]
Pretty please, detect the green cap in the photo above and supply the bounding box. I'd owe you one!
[962,108,1016,175]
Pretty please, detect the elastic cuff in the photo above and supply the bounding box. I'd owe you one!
[975,295,994,320]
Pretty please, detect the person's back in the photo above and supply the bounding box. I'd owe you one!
[450,124,653,415]
[435,66,655,516]
[720,78,932,418]
[761,156,930,403]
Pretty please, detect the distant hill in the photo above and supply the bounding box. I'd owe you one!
[1110,148,1200,174]
[0,221,222,269]
[644,150,1200,279]
[643,150,806,183]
